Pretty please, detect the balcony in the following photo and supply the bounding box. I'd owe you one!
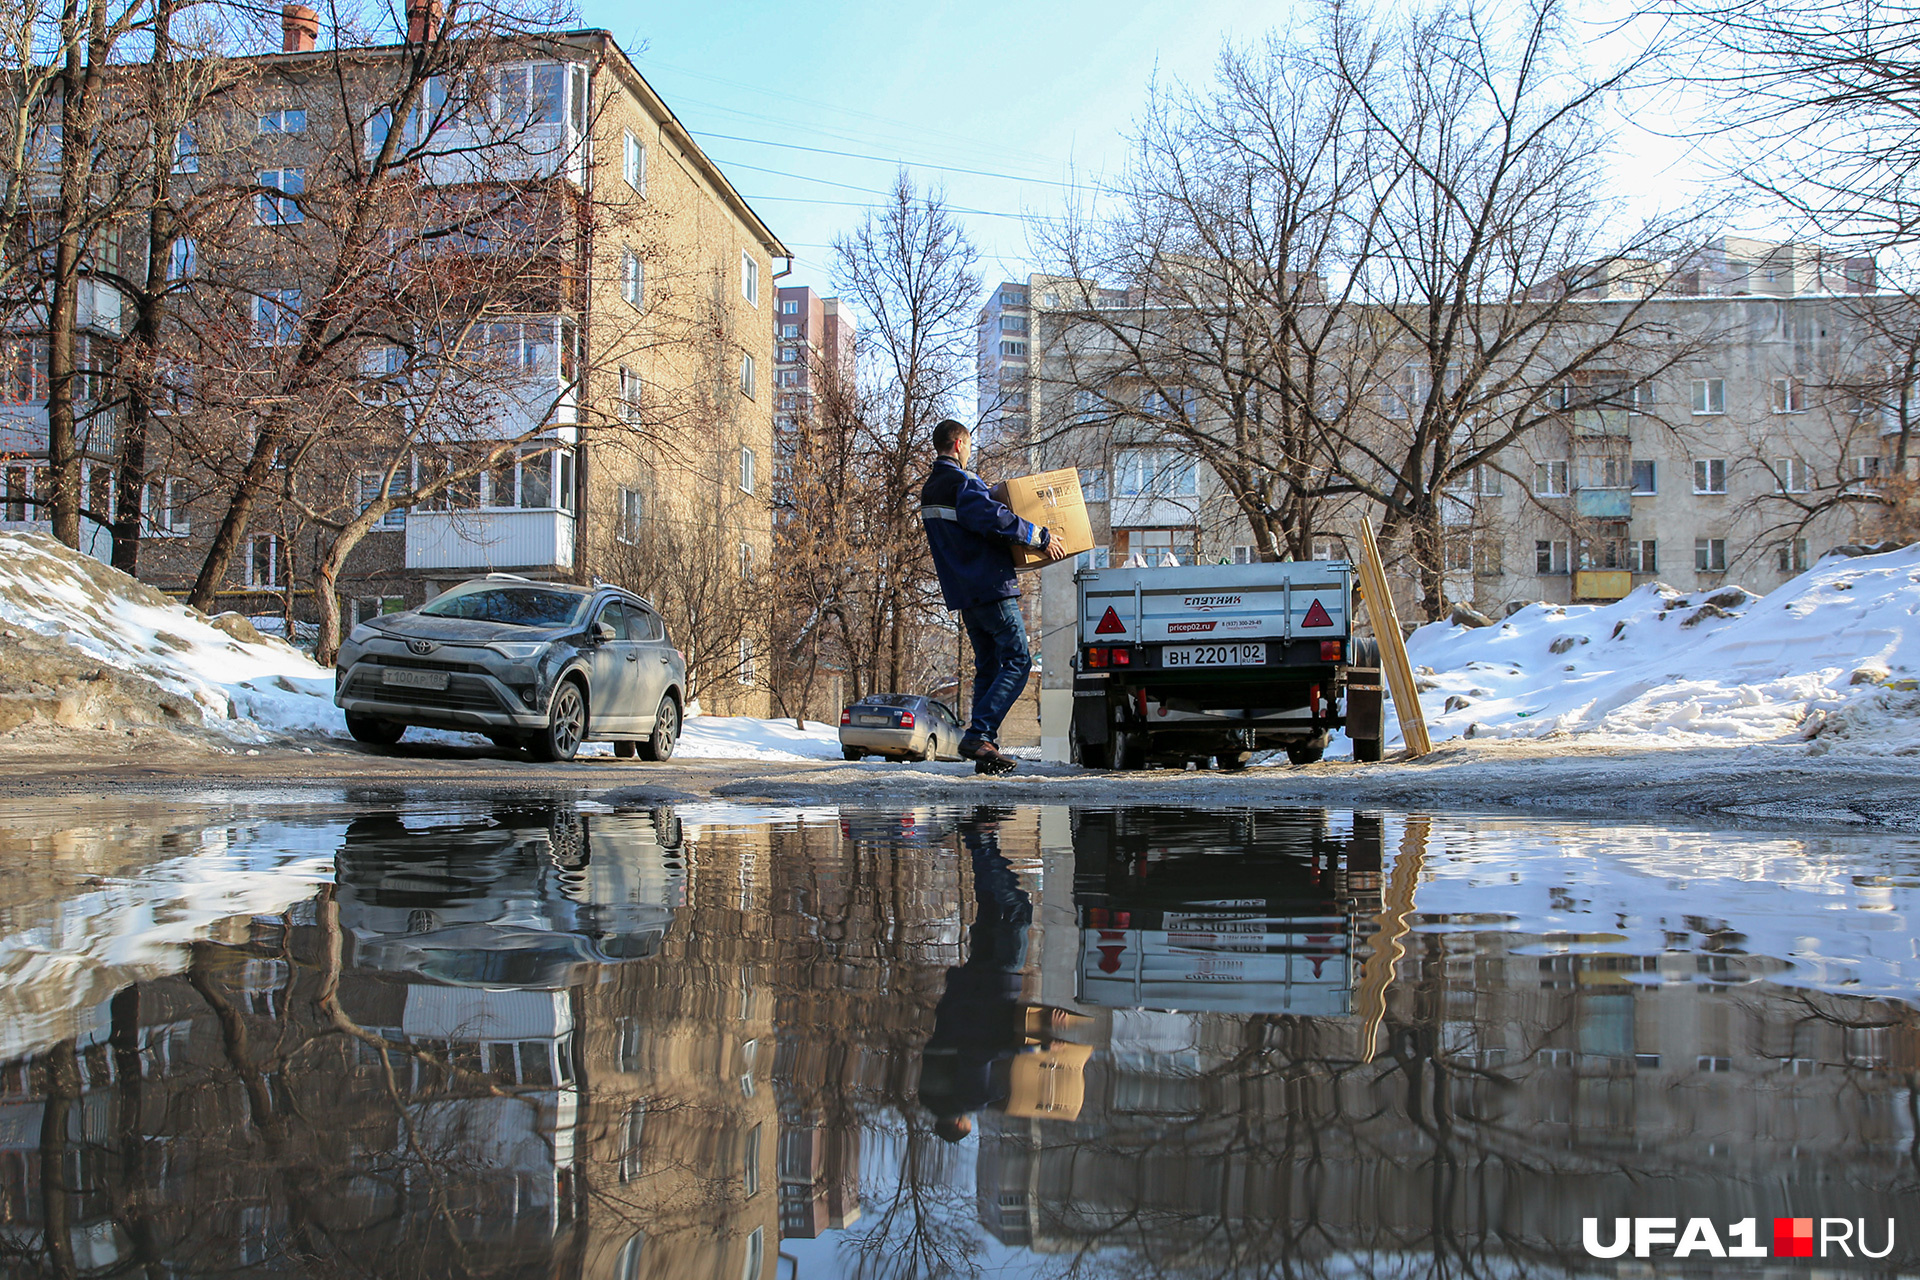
[1575,570,1631,601]
[1574,487,1633,519]
[1571,408,1631,437]
[405,508,574,572]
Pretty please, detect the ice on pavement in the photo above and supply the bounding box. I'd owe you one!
[1396,543,1920,754]
[0,531,840,759]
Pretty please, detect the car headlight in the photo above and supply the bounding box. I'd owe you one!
[347,623,376,645]
[488,641,548,660]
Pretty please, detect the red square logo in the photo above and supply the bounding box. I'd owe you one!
[1774,1218,1814,1258]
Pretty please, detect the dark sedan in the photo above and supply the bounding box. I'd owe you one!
[334,577,686,762]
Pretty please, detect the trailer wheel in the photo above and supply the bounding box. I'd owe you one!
[1215,751,1252,771]
[1069,720,1109,769]
[1353,737,1384,763]
[1286,744,1324,766]
[1109,726,1144,771]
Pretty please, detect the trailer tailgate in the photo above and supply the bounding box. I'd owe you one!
[1078,563,1352,645]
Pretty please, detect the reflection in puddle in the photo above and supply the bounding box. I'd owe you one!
[0,800,1911,1277]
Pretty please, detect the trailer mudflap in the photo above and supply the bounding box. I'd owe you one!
[1344,667,1384,741]
[1071,676,1111,746]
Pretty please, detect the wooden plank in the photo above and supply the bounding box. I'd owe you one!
[1353,519,1432,757]
[1356,815,1429,1061]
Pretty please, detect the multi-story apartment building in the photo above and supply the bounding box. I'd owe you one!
[0,9,785,712]
[976,281,1032,443]
[985,245,1910,755]
[770,283,855,505]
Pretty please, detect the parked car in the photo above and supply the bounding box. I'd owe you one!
[838,694,963,762]
[334,576,686,763]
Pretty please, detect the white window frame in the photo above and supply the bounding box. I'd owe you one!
[617,486,644,542]
[143,476,191,537]
[617,364,641,421]
[1693,458,1728,494]
[257,108,307,135]
[1691,377,1725,415]
[739,353,755,399]
[1774,456,1811,493]
[1695,536,1727,572]
[620,248,644,310]
[1777,537,1809,574]
[252,289,302,346]
[1114,447,1197,498]
[1629,538,1657,574]
[740,252,759,306]
[1772,376,1807,414]
[738,637,756,685]
[255,168,305,225]
[1532,459,1570,497]
[246,533,281,588]
[171,128,198,174]
[1535,539,1570,575]
[622,129,647,195]
[739,446,756,494]
[1855,454,1885,480]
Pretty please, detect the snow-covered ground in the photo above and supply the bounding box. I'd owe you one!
[1379,544,1920,757]
[0,531,842,760]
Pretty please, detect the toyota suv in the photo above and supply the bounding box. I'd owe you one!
[334,577,686,762]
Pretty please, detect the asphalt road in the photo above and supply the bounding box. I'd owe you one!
[3,734,1917,833]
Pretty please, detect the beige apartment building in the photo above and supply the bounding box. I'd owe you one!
[0,12,784,712]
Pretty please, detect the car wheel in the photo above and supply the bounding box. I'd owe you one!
[639,695,678,762]
[842,746,864,761]
[920,734,940,763]
[1287,744,1325,766]
[531,681,587,762]
[613,740,638,758]
[1353,737,1384,763]
[346,713,405,747]
[651,805,684,849]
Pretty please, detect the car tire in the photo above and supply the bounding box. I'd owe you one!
[920,734,940,763]
[639,695,678,762]
[842,747,864,761]
[1287,744,1325,766]
[531,680,587,762]
[346,714,405,747]
[613,740,638,758]
[1353,737,1384,763]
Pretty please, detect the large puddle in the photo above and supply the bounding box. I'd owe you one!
[0,797,1913,1276]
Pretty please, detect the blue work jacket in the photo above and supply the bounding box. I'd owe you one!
[919,455,1051,611]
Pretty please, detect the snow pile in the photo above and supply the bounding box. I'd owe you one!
[1402,543,1920,754]
[0,531,338,744]
[676,715,841,761]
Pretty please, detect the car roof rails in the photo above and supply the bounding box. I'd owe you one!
[485,572,531,581]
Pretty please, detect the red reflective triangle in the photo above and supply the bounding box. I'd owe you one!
[1094,605,1127,635]
[1301,598,1334,628]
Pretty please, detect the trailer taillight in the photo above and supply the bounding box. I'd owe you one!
[1085,647,1107,668]
[1321,639,1343,662]
[1110,647,1131,665]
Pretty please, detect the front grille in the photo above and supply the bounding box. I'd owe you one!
[346,668,508,713]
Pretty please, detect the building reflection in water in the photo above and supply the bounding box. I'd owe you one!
[0,800,1911,1277]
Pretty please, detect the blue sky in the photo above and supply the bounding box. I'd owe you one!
[582,0,1276,298]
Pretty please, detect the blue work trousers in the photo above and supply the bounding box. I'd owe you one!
[960,597,1031,747]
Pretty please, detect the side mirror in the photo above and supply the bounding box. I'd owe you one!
[593,621,616,643]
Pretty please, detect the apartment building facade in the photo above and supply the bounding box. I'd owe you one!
[0,11,785,712]
[770,282,855,503]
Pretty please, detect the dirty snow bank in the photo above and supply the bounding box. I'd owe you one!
[1401,543,1920,754]
[0,532,844,758]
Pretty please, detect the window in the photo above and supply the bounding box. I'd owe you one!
[741,1228,764,1280]
[1000,289,1026,306]
[1381,368,1417,419]
[1771,377,1806,413]
[171,128,198,174]
[356,472,406,530]
[618,1101,646,1183]
[257,108,307,134]
[166,236,197,282]
[999,340,1026,357]
[617,365,641,421]
[1693,458,1727,494]
[256,168,305,225]
[1691,378,1725,415]
[620,248,644,309]
[1535,539,1569,574]
[1078,466,1107,501]
[738,540,754,580]
[1532,460,1570,496]
[1468,464,1504,496]
[617,486,644,542]
[144,476,190,536]
[253,289,302,346]
[740,252,759,306]
[496,62,566,125]
[743,1123,762,1196]
[1855,455,1884,480]
[777,346,796,363]
[738,637,756,685]
[1115,448,1197,497]
[247,533,280,588]
[1695,537,1727,572]
[1777,538,1809,574]
[999,315,1026,332]
[738,354,755,398]
[1074,547,1111,571]
[622,129,647,194]
[1475,537,1504,577]
[0,337,49,405]
[1629,538,1657,573]
[613,1234,644,1280]
[1630,459,1656,494]
[780,299,798,315]
[739,446,756,492]
[781,323,799,339]
[1631,382,1656,413]
[1774,456,1812,493]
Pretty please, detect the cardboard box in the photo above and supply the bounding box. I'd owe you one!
[996,468,1095,571]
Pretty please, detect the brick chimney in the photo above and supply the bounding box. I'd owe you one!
[280,3,317,52]
[405,0,442,43]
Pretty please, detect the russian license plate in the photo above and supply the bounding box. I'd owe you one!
[382,667,449,690]
[857,715,891,726]
[1162,643,1267,668]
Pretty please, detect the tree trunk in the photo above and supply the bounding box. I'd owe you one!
[47,0,108,549]
[313,510,383,666]
[186,421,282,612]
[37,1040,79,1279]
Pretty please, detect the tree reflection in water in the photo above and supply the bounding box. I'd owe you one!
[0,801,1910,1278]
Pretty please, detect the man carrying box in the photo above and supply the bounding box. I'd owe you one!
[920,419,1067,775]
